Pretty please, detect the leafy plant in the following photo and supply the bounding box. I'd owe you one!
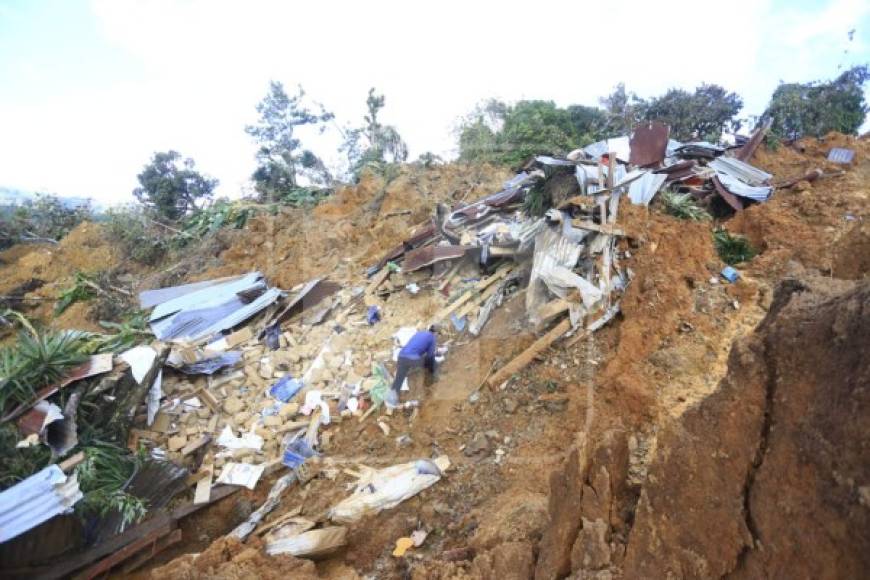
[662,191,710,221]
[55,272,98,316]
[134,151,218,221]
[75,443,147,531]
[0,330,88,410]
[763,65,869,140]
[103,205,169,265]
[713,228,757,265]
[181,200,255,238]
[341,88,409,179]
[0,423,52,490]
[0,194,92,249]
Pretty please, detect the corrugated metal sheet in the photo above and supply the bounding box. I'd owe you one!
[715,172,772,202]
[149,272,264,322]
[708,157,772,186]
[628,172,668,205]
[146,273,283,343]
[89,460,187,542]
[583,136,631,162]
[138,275,245,309]
[827,148,855,164]
[0,465,82,543]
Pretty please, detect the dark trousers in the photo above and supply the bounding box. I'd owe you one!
[391,355,435,392]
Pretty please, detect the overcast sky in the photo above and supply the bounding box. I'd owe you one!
[1,0,868,204]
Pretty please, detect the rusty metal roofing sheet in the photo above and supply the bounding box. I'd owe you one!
[0,465,83,543]
[629,122,670,167]
[404,245,470,271]
[827,148,855,164]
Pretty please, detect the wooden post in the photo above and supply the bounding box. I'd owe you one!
[487,318,572,388]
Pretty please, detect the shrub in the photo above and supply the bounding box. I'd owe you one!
[714,228,757,265]
[103,205,169,265]
[763,65,869,140]
[662,191,710,221]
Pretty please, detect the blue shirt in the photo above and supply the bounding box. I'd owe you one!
[400,331,436,360]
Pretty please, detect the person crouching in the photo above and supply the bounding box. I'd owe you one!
[386,325,440,407]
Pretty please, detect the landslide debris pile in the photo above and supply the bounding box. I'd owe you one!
[0,130,866,579]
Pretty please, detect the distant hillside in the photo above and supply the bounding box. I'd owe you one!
[0,186,98,210]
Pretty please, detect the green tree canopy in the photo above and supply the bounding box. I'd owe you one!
[245,81,334,198]
[642,84,743,141]
[133,151,217,221]
[762,65,869,140]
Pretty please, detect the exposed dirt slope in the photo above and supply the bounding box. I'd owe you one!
[622,276,869,579]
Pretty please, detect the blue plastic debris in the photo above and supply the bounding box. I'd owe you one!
[720,266,740,283]
[366,305,381,325]
[450,313,467,332]
[269,375,304,402]
[178,351,243,375]
[283,439,318,469]
[263,323,281,351]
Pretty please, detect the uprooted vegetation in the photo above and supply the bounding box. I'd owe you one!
[0,123,867,580]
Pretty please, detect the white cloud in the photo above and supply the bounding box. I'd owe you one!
[0,0,866,204]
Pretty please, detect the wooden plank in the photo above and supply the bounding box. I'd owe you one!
[432,266,511,323]
[572,220,625,236]
[437,259,464,292]
[59,451,85,473]
[535,299,571,329]
[193,466,213,504]
[121,528,182,574]
[454,279,506,321]
[487,318,572,388]
[74,523,175,580]
[364,267,391,297]
[181,434,211,457]
[172,484,239,520]
[186,468,211,487]
[196,387,219,412]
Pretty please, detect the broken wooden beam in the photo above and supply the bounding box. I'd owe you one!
[487,318,572,388]
[432,266,511,323]
[571,220,625,236]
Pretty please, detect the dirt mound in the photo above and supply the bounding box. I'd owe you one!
[730,133,869,279]
[196,164,511,289]
[0,222,124,333]
[149,536,321,579]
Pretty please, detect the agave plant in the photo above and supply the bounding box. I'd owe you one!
[0,331,88,410]
[662,191,710,221]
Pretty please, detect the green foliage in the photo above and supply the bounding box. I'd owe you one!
[458,100,607,165]
[0,423,52,490]
[0,194,92,249]
[181,199,255,238]
[134,151,218,221]
[0,330,88,411]
[415,152,444,167]
[523,183,547,217]
[246,81,334,200]
[54,272,98,316]
[103,205,169,265]
[341,88,409,179]
[714,228,757,265]
[763,65,870,140]
[662,191,710,221]
[643,84,743,141]
[75,443,147,531]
